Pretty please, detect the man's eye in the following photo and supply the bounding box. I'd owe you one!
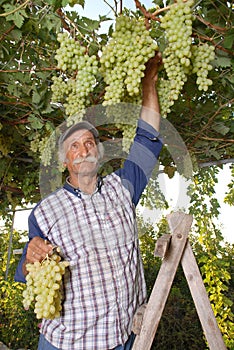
[71,143,79,150]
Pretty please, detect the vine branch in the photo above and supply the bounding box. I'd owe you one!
[0,24,15,42]
[56,8,94,47]
[103,0,118,16]
[0,67,58,73]
[196,15,228,33]
[200,136,234,143]
[134,0,160,22]
[192,33,234,56]
[190,98,234,147]
[199,158,234,168]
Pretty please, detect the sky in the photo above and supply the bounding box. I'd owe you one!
[66,0,154,28]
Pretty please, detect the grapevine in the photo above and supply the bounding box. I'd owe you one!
[22,248,69,320]
[48,5,216,161]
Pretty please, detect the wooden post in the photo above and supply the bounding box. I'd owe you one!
[132,212,193,350]
[181,241,227,350]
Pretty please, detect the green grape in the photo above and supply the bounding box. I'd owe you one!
[100,14,157,151]
[51,76,67,102]
[51,32,98,118]
[161,0,193,65]
[159,0,194,117]
[22,249,69,320]
[158,0,215,116]
[157,79,175,116]
[191,43,215,91]
[122,124,136,153]
[100,15,158,106]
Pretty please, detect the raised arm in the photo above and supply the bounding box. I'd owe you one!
[141,52,162,131]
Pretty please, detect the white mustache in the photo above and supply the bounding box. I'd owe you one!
[73,155,98,165]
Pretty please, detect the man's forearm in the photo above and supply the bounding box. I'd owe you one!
[140,53,162,131]
[141,82,160,131]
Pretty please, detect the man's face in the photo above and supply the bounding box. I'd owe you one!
[63,129,99,176]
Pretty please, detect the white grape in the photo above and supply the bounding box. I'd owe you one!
[159,0,194,117]
[191,43,215,91]
[51,32,98,117]
[22,249,69,320]
[100,15,158,106]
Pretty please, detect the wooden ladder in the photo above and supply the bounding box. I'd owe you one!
[132,212,227,350]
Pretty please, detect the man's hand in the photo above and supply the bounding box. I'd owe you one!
[141,51,162,131]
[142,51,163,87]
[22,237,53,276]
[26,237,53,264]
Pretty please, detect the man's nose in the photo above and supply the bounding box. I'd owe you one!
[78,143,89,157]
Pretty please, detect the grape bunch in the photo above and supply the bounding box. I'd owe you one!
[51,32,98,118]
[100,15,158,105]
[159,0,194,116]
[121,124,136,153]
[160,0,194,66]
[22,248,69,320]
[30,132,56,167]
[191,43,215,91]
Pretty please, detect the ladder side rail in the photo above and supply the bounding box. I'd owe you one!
[132,212,193,350]
[181,241,227,350]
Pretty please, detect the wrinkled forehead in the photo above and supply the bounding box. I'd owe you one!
[63,129,96,149]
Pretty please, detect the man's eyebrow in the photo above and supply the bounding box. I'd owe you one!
[85,137,95,142]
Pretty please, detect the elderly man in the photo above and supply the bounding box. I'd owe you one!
[15,54,163,350]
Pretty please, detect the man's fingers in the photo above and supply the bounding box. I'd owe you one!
[27,237,53,262]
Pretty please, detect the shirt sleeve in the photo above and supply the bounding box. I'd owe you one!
[115,119,163,206]
[14,208,46,283]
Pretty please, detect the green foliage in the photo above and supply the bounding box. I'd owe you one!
[224,164,234,206]
[0,225,39,350]
[188,166,234,348]
[0,279,39,350]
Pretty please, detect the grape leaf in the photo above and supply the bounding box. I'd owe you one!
[223,32,234,50]
[213,56,232,68]
[32,90,42,105]
[28,116,44,130]
[78,17,100,32]
[211,123,230,135]
[6,12,25,28]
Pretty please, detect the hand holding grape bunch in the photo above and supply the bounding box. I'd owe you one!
[23,238,69,320]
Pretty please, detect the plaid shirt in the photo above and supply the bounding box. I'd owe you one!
[15,119,162,349]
